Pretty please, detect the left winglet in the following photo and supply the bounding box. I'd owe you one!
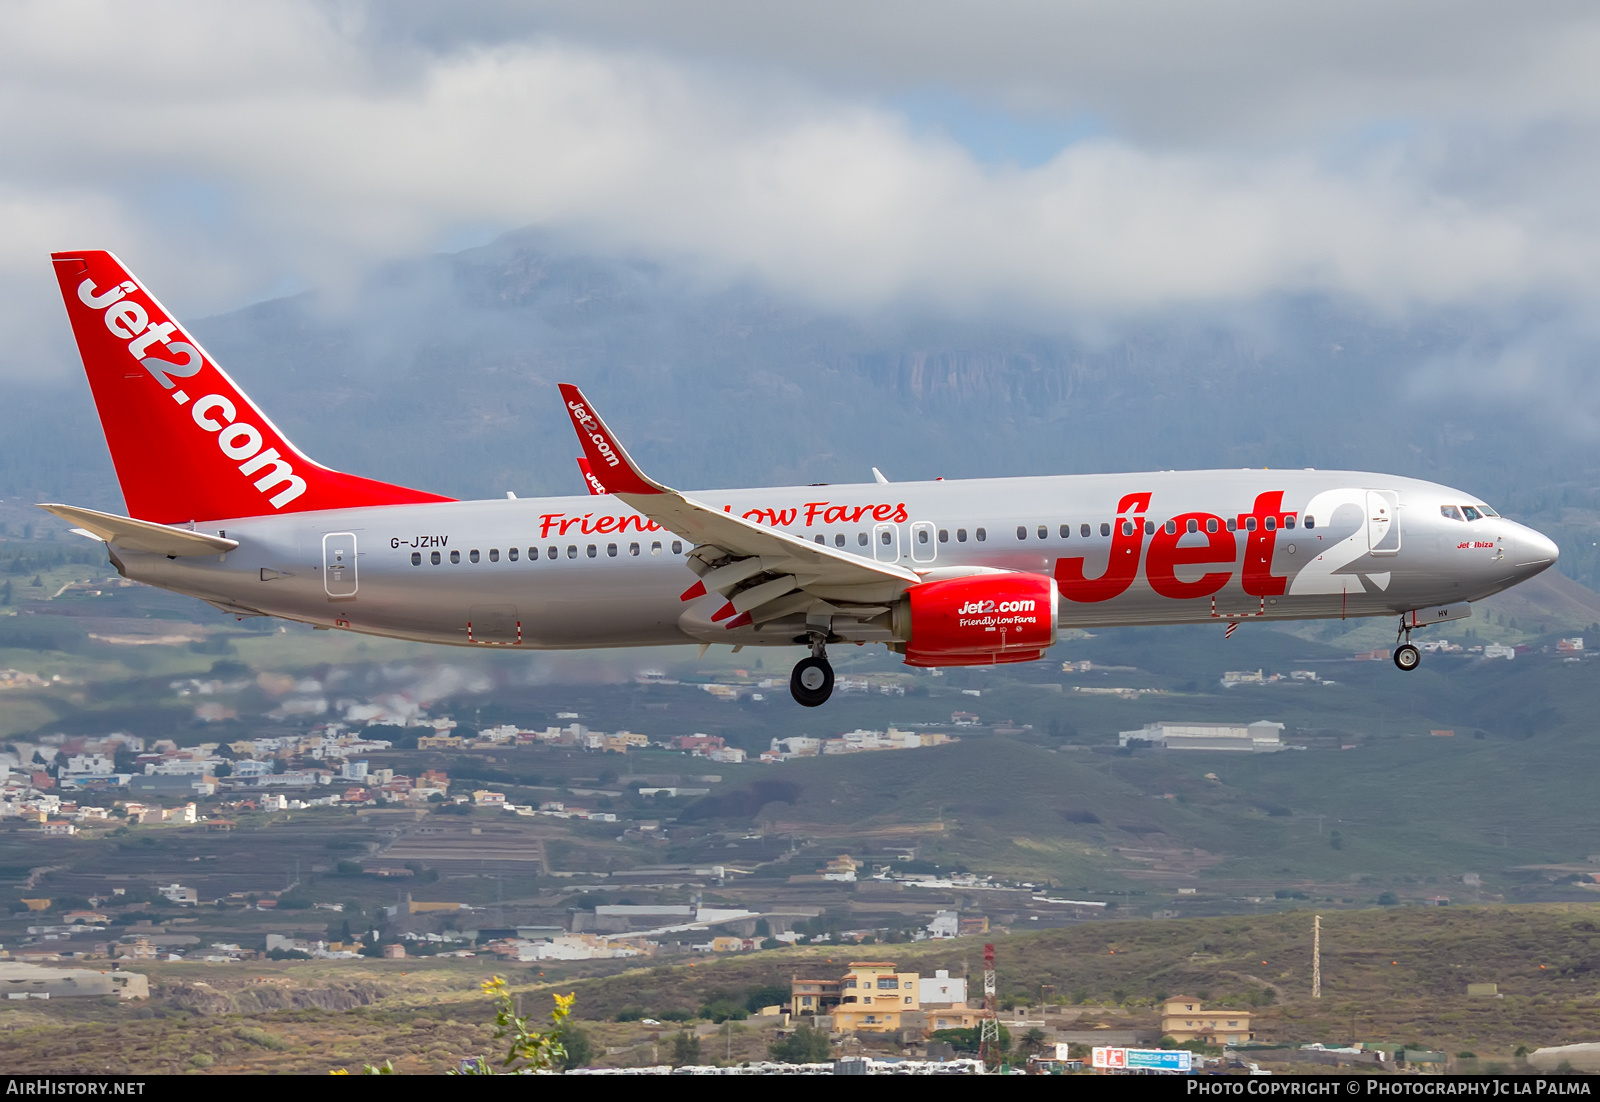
[559,385,665,496]
[576,457,608,496]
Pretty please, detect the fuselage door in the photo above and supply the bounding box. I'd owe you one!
[909,521,937,563]
[322,532,358,597]
[873,523,900,563]
[1366,491,1401,556]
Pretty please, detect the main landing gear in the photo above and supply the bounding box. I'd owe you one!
[790,637,835,707]
[1394,618,1421,672]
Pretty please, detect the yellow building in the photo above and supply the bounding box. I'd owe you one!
[603,731,650,753]
[790,976,842,1017]
[926,1004,984,1031]
[1161,996,1254,1045]
[833,961,921,1032]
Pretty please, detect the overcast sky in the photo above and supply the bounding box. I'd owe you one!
[5,0,1600,385]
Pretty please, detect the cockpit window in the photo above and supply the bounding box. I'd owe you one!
[1479,505,1499,517]
[1440,505,1463,521]
[1462,506,1482,521]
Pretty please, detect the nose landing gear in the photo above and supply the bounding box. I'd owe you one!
[790,636,835,707]
[1393,618,1421,672]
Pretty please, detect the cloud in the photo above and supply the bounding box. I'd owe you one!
[0,0,1597,382]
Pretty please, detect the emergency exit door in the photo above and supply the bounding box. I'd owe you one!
[1366,491,1401,555]
[322,532,358,597]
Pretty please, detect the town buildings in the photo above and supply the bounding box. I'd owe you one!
[1119,720,1286,752]
[1160,996,1254,1045]
[791,961,987,1037]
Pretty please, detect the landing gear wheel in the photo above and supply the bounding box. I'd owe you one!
[790,656,835,707]
[1393,644,1421,672]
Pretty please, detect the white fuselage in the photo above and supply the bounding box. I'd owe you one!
[109,468,1558,651]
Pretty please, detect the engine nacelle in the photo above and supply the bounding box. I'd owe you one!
[893,572,1058,667]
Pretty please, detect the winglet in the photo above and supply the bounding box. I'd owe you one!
[576,457,608,496]
[558,385,665,496]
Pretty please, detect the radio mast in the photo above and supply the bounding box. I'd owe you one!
[978,942,1000,1068]
[1312,914,1322,999]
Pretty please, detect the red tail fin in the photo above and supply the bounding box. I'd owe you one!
[51,251,454,524]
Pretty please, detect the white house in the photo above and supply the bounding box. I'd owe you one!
[919,968,967,1005]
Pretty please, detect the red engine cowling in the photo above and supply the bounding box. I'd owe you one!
[895,572,1058,667]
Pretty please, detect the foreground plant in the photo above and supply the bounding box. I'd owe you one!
[334,978,575,1075]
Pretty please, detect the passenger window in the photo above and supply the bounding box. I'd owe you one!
[1245,518,1257,532]
[1227,518,1237,532]
[1017,526,1027,541]
[918,529,930,544]
[489,548,499,562]
[651,541,662,555]
[1145,521,1154,535]
[975,528,986,541]
[607,543,618,557]
[1165,520,1177,535]
[858,532,869,546]
[880,530,892,544]
[509,548,519,561]
[431,551,441,565]
[1186,518,1198,534]
[587,544,598,558]
[629,543,640,556]
[1122,521,1134,536]
[1206,518,1218,533]
[816,535,826,544]
[1081,524,1091,538]
[1060,524,1070,538]
[1304,517,1314,530]
[939,529,949,543]
[836,534,846,547]
[1264,517,1276,531]
[448,550,459,564]
[1100,522,1110,537]
[469,549,480,563]
[547,546,557,559]
[1462,506,1482,521]
[566,546,577,559]
[1037,525,1047,539]
[672,541,684,554]
[1284,516,1295,529]
[956,529,967,542]
[411,552,421,566]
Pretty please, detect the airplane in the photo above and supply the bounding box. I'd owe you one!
[40,250,1561,707]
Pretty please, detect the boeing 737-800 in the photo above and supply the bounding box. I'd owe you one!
[41,251,1560,706]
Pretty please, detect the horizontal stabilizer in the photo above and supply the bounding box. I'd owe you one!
[37,503,239,556]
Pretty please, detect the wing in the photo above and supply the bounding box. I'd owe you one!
[37,503,239,556]
[558,384,919,630]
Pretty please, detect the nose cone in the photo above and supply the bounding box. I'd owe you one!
[1514,526,1559,574]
